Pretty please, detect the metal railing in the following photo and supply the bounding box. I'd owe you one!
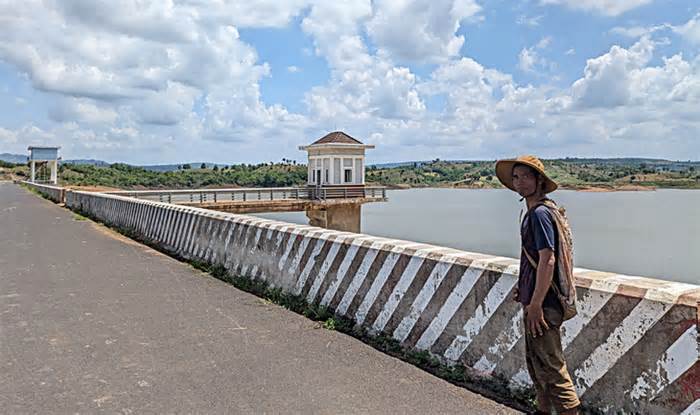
[308,186,386,201]
[105,186,387,204]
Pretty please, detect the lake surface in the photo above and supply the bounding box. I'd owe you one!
[254,188,700,285]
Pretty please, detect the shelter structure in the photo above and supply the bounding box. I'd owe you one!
[28,146,60,184]
[298,131,375,197]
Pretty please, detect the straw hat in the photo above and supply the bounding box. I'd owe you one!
[495,155,558,194]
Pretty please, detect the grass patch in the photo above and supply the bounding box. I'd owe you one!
[20,183,42,197]
[179,260,538,412]
[65,205,606,413]
[72,212,87,221]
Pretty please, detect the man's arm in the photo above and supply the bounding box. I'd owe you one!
[526,248,556,336]
[525,206,557,336]
[531,248,556,306]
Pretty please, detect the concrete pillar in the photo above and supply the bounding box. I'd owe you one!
[329,157,334,186]
[50,160,58,184]
[30,160,36,183]
[306,203,361,233]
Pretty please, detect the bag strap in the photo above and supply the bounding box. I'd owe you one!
[522,245,564,297]
[521,199,565,297]
[522,246,538,269]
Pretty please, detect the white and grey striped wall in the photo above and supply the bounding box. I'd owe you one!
[64,189,700,414]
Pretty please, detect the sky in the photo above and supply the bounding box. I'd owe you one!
[0,0,699,165]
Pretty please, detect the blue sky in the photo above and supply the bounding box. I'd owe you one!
[0,0,698,164]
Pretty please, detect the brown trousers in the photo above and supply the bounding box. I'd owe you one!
[524,306,581,412]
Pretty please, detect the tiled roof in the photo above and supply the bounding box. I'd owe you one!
[310,131,363,145]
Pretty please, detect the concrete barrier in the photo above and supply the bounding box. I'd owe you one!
[22,181,65,204]
[65,189,699,414]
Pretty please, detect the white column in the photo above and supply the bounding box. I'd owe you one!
[30,160,36,183]
[329,157,334,185]
[360,158,365,184]
[307,156,312,184]
[50,160,58,184]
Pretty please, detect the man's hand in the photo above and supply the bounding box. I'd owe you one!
[525,303,549,337]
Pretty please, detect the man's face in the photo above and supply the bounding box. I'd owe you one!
[512,164,538,197]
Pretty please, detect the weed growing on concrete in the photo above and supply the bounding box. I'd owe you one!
[72,213,87,221]
[182,260,538,412]
[63,208,549,414]
[322,318,337,331]
[20,183,42,197]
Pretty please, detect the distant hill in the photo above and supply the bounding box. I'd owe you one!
[0,154,111,166]
[5,155,697,189]
[0,153,26,163]
[64,159,110,166]
[3,152,697,172]
[140,164,182,172]
[370,160,476,168]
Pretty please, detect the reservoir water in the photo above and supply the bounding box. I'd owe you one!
[255,188,700,285]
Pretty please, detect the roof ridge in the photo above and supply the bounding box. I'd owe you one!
[310,131,364,145]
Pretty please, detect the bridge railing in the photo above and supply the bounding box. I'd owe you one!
[105,186,387,204]
[309,186,387,201]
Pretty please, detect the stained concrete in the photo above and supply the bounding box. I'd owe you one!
[307,203,362,233]
[0,183,517,414]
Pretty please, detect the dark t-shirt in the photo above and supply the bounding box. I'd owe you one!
[519,204,561,309]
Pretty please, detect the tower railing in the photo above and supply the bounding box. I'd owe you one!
[105,186,387,204]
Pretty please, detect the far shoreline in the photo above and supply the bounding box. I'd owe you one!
[379,183,700,192]
[49,182,700,193]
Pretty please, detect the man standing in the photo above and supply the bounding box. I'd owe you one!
[495,155,580,415]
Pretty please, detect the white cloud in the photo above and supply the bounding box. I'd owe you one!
[610,23,669,39]
[572,36,654,108]
[611,26,654,38]
[287,65,301,73]
[0,0,698,164]
[518,37,553,73]
[0,0,306,161]
[565,48,576,55]
[6,124,59,148]
[49,98,119,124]
[366,0,482,63]
[673,13,700,45]
[132,82,200,126]
[301,1,426,124]
[301,1,373,69]
[181,0,312,29]
[518,48,538,72]
[517,15,544,27]
[540,0,653,16]
[56,0,199,43]
[536,37,552,49]
[0,127,18,144]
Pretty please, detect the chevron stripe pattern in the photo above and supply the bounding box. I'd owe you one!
[65,190,700,414]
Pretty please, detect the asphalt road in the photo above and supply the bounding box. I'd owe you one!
[0,182,518,414]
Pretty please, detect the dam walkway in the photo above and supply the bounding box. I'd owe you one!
[0,183,516,414]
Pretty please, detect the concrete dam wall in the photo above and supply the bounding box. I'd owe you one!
[21,181,65,204]
[64,189,699,414]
